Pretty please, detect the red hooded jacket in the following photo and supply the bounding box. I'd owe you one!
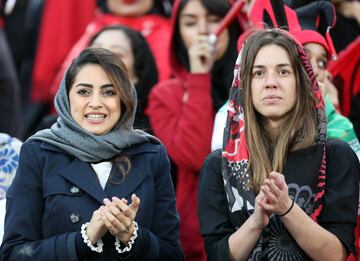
[146,1,220,260]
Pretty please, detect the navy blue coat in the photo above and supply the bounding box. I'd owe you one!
[0,140,183,260]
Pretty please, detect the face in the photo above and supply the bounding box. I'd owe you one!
[91,30,138,84]
[179,0,230,61]
[251,44,297,129]
[106,0,153,17]
[69,64,121,135]
[304,43,328,82]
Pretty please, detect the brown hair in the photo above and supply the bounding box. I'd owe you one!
[66,47,135,130]
[66,47,134,180]
[240,30,317,192]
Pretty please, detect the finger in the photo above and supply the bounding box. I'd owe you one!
[270,172,286,189]
[264,179,281,197]
[103,198,122,217]
[261,185,277,204]
[129,194,140,212]
[100,206,126,235]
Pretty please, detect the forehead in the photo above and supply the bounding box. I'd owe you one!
[92,30,131,50]
[73,64,111,83]
[253,44,292,66]
[180,0,208,17]
[304,42,327,58]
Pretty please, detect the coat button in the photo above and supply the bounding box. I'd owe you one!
[70,186,80,194]
[70,213,80,223]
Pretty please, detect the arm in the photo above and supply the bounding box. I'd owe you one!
[147,77,214,172]
[100,145,183,260]
[0,142,90,260]
[198,151,269,261]
[261,143,359,261]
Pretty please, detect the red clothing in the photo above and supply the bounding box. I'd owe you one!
[45,12,171,108]
[147,74,213,261]
[146,1,217,260]
[31,0,97,102]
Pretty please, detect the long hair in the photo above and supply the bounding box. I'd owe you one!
[173,0,242,110]
[240,30,318,191]
[66,47,135,130]
[66,48,136,181]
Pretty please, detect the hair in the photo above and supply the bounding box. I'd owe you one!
[89,25,158,131]
[240,29,318,191]
[173,0,240,71]
[173,0,242,110]
[66,47,135,130]
[66,47,135,181]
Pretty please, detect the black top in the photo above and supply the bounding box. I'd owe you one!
[198,139,359,261]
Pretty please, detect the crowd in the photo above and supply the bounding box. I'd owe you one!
[0,0,359,260]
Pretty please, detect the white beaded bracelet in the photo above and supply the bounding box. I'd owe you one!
[80,222,104,253]
[114,221,138,254]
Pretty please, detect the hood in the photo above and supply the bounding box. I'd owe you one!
[168,0,188,79]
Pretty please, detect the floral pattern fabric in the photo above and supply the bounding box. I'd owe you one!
[0,133,22,199]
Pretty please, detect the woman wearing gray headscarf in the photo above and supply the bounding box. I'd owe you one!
[0,48,183,261]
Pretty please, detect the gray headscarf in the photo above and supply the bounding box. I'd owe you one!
[29,75,160,162]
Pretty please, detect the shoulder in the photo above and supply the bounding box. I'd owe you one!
[326,138,357,159]
[151,78,184,94]
[202,149,222,175]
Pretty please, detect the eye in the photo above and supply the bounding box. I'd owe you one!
[317,60,327,70]
[181,19,197,27]
[208,16,222,24]
[279,69,289,76]
[103,89,116,96]
[77,89,91,95]
[252,71,265,78]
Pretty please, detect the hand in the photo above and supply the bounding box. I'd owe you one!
[258,171,293,216]
[188,35,216,74]
[86,207,108,244]
[251,190,270,230]
[337,1,360,24]
[100,194,140,244]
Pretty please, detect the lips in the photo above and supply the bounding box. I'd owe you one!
[263,95,282,104]
[85,113,107,123]
[123,0,136,4]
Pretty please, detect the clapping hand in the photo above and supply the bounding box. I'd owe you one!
[100,194,140,244]
[258,171,293,216]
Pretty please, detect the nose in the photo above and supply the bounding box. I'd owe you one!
[198,19,209,35]
[88,93,103,109]
[264,72,278,89]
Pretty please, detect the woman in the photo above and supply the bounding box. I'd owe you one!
[198,29,359,260]
[146,0,241,260]
[0,48,183,260]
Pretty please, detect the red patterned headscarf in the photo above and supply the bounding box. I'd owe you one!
[221,29,327,224]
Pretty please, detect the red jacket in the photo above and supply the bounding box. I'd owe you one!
[31,0,97,102]
[147,74,213,261]
[146,1,219,260]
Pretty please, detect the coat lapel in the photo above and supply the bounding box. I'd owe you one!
[105,164,147,200]
[59,159,107,204]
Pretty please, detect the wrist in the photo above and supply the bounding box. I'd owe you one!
[248,214,266,231]
[277,199,295,217]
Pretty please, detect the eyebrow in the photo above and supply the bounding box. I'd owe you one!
[75,83,114,88]
[252,63,291,69]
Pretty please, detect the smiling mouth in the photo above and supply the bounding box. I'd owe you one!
[85,114,107,123]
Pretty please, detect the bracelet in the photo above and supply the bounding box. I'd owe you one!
[115,221,138,254]
[80,222,104,253]
[277,199,295,217]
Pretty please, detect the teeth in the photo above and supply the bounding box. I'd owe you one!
[86,114,105,119]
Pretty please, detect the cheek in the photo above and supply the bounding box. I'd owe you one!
[180,27,195,50]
